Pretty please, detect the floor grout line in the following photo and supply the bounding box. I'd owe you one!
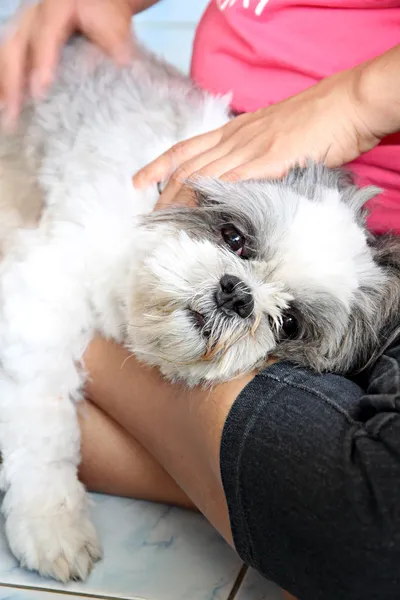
[227,564,248,600]
[0,566,248,600]
[0,581,143,600]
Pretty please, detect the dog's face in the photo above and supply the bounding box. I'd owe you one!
[127,165,399,385]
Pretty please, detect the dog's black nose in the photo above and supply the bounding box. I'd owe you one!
[216,274,254,319]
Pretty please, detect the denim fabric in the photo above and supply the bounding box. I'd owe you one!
[220,341,400,600]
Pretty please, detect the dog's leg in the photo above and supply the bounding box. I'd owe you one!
[0,233,102,582]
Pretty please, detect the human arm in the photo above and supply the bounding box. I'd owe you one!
[133,44,400,207]
[83,336,254,543]
[0,0,161,126]
[78,397,196,509]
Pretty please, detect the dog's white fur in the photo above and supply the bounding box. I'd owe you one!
[0,40,229,582]
[0,37,399,583]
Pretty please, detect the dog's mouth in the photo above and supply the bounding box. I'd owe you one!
[188,309,211,338]
[187,306,261,363]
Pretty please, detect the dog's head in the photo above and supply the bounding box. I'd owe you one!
[127,164,400,385]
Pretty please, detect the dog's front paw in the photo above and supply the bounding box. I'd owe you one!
[5,485,102,582]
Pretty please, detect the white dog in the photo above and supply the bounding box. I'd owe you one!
[0,37,399,583]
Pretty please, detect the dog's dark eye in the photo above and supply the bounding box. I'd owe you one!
[221,225,246,256]
[281,313,299,339]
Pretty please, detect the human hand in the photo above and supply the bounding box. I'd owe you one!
[0,0,142,127]
[133,66,383,208]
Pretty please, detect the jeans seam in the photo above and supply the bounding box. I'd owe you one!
[261,370,359,426]
[371,412,399,437]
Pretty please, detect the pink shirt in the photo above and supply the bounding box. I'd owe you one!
[191,0,400,235]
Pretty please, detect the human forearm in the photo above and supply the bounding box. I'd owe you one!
[78,398,195,509]
[354,44,400,140]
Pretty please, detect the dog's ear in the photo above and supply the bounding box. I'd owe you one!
[337,234,400,374]
[186,177,234,208]
[283,162,382,219]
[368,234,400,357]
[340,184,382,221]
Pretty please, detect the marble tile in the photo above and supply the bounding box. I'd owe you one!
[0,493,242,600]
[236,570,284,600]
[0,587,92,600]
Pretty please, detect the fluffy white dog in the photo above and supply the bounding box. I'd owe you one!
[0,37,399,583]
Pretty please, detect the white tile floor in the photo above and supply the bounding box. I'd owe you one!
[0,494,243,600]
[0,2,283,599]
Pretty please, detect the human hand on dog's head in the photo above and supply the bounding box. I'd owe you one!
[134,54,400,208]
[0,0,155,128]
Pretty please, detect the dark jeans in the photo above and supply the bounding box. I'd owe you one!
[220,341,400,600]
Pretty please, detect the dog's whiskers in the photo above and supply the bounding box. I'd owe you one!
[251,313,262,337]
[120,352,136,370]
[201,320,253,361]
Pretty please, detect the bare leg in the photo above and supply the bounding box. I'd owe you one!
[78,400,194,509]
